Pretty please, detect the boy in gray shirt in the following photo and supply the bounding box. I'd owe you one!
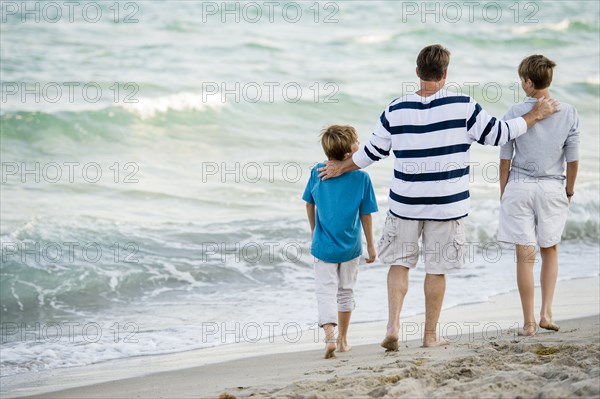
[498,55,580,336]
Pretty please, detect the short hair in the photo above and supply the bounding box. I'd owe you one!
[518,55,556,89]
[320,125,357,161]
[416,44,451,82]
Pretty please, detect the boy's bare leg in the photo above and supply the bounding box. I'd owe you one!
[423,273,449,347]
[337,311,352,352]
[539,245,560,331]
[323,323,336,359]
[381,265,409,351]
[516,244,537,336]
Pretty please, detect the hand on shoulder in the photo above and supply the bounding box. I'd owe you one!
[318,160,343,180]
[533,96,561,120]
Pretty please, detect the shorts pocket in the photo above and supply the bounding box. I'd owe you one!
[379,214,396,240]
[545,191,570,216]
[378,214,398,263]
[446,220,466,270]
[454,221,466,261]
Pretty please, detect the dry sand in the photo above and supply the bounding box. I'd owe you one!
[250,316,600,399]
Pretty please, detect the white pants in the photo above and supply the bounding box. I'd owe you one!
[313,256,359,327]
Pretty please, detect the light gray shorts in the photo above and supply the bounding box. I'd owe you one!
[498,178,569,248]
[313,257,360,327]
[377,212,466,274]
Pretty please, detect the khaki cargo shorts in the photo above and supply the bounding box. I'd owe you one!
[378,212,466,274]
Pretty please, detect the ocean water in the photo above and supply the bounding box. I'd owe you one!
[1,1,599,377]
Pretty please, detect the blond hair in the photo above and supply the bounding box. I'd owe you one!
[320,125,357,161]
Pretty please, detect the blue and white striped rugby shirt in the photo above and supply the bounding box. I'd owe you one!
[353,90,528,221]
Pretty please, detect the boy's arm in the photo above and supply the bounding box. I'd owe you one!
[499,160,511,198]
[498,113,514,199]
[306,203,316,237]
[564,107,580,203]
[360,214,376,263]
[566,161,578,203]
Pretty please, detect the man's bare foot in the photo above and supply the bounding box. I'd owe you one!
[324,342,336,359]
[337,337,351,352]
[422,338,449,348]
[518,321,537,336]
[539,319,560,331]
[381,336,399,352]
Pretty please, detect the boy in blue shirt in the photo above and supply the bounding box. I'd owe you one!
[303,125,378,359]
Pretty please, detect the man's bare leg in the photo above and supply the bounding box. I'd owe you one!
[381,265,409,351]
[323,323,336,359]
[516,244,537,336]
[423,273,448,347]
[337,311,352,352]
[539,245,560,331]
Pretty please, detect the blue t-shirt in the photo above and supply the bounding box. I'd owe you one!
[302,163,378,263]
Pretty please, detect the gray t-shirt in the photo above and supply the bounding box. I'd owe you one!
[500,97,580,180]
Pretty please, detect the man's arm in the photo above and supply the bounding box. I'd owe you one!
[306,203,315,236]
[468,97,560,146]
[360,213,376,263]
[317,156,359,180]
[499,159,511,198]
[319,110,392,180]
[566,161,578,203]
[522,97,560,128]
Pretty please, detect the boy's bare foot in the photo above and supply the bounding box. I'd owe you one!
[422,338,449,347]
[517,329,536,336]
[539,319,560,331]
[518,321,537,336]
[381,336,399,352]
[423,330,449,347]
[337,337,351,352]
[324,342,336,359]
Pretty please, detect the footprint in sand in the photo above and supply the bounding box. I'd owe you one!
[315,369,335,374]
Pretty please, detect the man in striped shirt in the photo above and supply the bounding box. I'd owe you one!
[318,44,559,350]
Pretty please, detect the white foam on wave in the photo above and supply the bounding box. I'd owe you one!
[354,34,393,44]
[1,92,225,118]
[512,19,570,34]
[121,92,225,119]
[585,75,600,86]
[3,217,39,241]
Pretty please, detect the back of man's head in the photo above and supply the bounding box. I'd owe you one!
[416,44,451,82]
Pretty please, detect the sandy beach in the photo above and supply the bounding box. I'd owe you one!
[2,2,599,399]
[4,276,598,399]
